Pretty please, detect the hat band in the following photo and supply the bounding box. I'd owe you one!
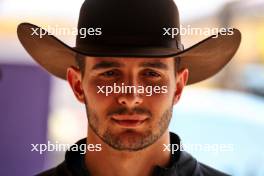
[76,36,184,51]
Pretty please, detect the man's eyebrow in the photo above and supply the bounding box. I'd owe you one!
[91,61,125,70]
[139,61,168,70]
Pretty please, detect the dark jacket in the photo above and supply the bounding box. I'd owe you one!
[36,132,230,176]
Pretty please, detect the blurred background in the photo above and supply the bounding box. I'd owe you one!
[0,0,264,175]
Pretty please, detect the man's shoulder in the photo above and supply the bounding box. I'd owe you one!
[35,161,71,176]
[195,161,231,176]
[176,150,230,176]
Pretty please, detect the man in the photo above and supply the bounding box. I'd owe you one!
[17,0,241,175]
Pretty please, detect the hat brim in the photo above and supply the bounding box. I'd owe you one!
[17,22,241,85]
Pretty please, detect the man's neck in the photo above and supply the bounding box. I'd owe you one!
[85,129,171,176]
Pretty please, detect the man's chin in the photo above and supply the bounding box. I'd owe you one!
[102,129,158,151]
[117,129,147,141]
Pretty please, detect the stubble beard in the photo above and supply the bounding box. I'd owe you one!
[84,98,173,151]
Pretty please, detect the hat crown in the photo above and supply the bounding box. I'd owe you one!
[76,0,181,49]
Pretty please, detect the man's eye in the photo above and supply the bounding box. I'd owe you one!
[100,70,120,77]
[143,70,161,77]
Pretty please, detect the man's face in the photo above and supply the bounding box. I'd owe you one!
[67,57,188,151]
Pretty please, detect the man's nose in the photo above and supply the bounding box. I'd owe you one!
[117,93,143,107]
[117,77,143,107]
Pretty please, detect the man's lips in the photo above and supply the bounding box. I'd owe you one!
[111,115,148,127]
[111,114,148,121]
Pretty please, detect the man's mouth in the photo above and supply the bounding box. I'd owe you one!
[111,115,148,128]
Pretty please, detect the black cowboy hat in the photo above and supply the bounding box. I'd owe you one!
[17,0,241,85]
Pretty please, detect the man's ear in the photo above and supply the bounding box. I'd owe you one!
[66,66,85,104]
[173,68,189,105]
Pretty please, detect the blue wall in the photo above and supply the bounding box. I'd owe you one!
[0,64,51,176]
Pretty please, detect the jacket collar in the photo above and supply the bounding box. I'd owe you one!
[65,132,198,176]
